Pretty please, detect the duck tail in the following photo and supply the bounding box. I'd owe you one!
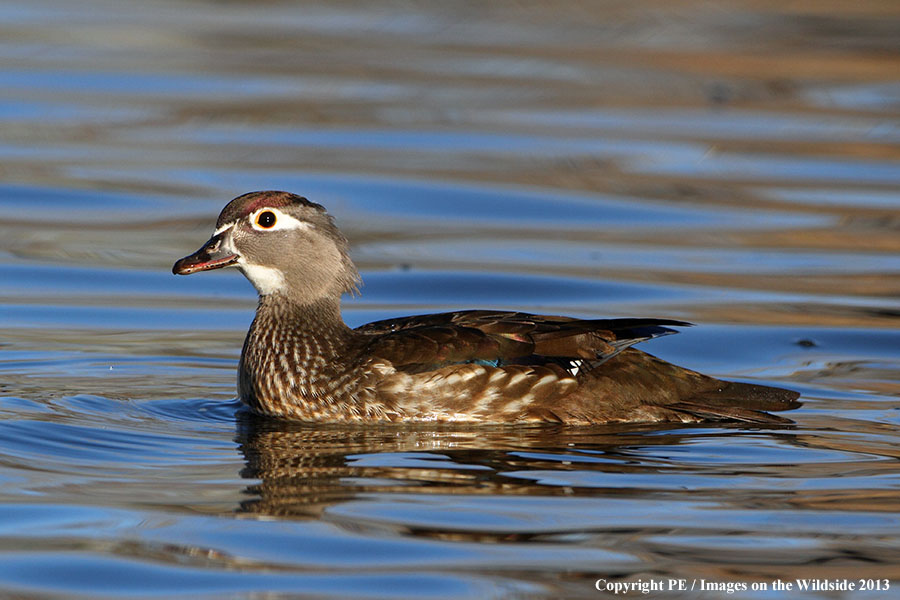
[670,380,802,424]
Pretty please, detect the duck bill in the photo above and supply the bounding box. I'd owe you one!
[172,230,239,275]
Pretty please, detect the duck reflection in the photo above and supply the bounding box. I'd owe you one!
[234,411,795,520]
[235,411,548,518]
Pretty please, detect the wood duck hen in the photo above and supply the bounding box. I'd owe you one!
[173,191,801,424]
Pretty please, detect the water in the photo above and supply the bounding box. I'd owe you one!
[1,0,899,597]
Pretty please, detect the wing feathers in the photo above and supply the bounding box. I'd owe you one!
[358,310,687,369]
[355,311,799,425]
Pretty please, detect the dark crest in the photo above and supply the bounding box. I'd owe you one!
[216,191,325,228]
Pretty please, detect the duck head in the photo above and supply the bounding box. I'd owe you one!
[173,191,360,302]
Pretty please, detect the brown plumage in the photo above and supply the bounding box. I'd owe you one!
[173,191,801,425]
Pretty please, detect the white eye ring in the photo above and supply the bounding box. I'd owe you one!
[248,207,312,232]
[255,210,277,229]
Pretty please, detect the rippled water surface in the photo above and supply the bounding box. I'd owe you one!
[1,1,899,598]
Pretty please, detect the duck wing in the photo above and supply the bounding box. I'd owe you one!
[355,311,799,425]
[356,309,689,370]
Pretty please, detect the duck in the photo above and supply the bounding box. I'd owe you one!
[173,190,801,425]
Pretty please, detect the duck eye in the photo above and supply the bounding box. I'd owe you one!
[256,211,277,229]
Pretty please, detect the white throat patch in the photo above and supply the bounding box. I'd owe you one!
[238,258,286,295]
